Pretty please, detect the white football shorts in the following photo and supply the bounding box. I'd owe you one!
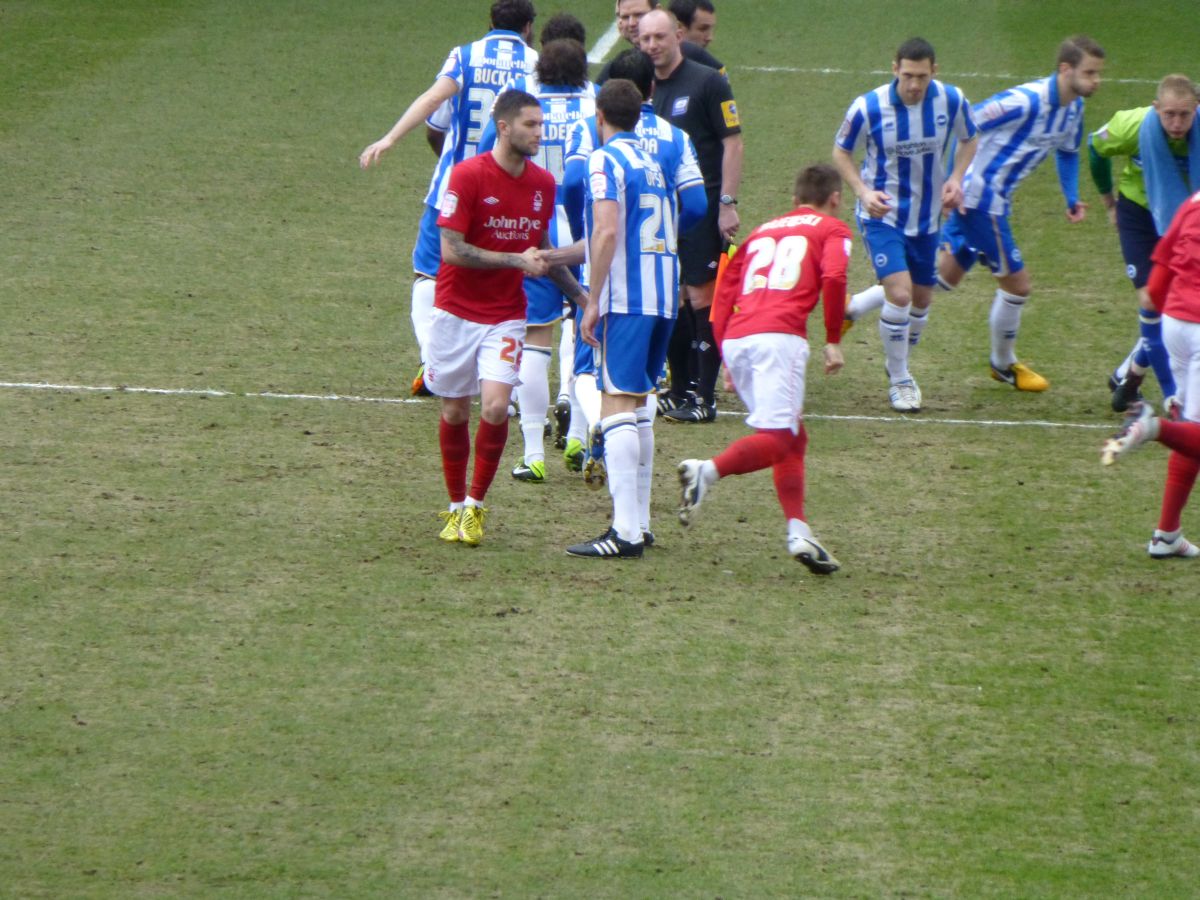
[423,309,525,398]
[722,332,809,432]
[1163,315,1200,422]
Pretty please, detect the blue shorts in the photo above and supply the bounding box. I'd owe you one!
[1116,194,1159,289]
[572,302,599,377]
[859,219,939,286]
[412,203,442,278]
[940,208,1024,276]
[599,313,674,396]
[524,271,578,326]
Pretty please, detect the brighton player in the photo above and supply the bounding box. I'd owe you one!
[846,35,1105,394]
[359,0,538,396]
[426,91,584,546]
[677,164,851,574]
[1093,75,1200,413]
[565,79,681,559]
[832,37,977,413]
[1101,189,1200,559]
[479,39,597,484]
[559,49,707,504]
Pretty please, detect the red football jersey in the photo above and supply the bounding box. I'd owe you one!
[711,207,851,345]
[435,152,555,325]
[1150,191,1200,324]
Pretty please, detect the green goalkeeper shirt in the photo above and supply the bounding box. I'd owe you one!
[1088,106,1191,209]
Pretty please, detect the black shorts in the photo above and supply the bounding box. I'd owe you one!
[678,190,723,287]
[1116,193,1160,289]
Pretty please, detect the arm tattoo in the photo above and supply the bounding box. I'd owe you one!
[547,264,583,300]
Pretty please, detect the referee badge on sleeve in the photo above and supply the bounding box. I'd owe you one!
[721,100,740,128]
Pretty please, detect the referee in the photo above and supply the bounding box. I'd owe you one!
[640,8,743,423]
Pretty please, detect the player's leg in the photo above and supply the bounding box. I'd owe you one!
[456,320,524,545]
[660,293,695,414]
[568,314,659,558]
[424,310,482,542]
[513,285,561,483]
[1113,195,1176,410]
[563,303,593,471]
[860,220,920,411]
[678,335,804,526]
[555,310,574,448]
[1147,316,1200,557]
[664,201,723,423]
[410,204,443,395]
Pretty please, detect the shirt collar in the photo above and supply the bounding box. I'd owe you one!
[889,78,940,107]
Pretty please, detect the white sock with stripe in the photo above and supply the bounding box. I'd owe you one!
[989,289,1027,369]
[880,300,912,383]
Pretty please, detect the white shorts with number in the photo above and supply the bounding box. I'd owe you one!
[1163,315,1200,422]
[722,332,809,432]
[424,308,525,398]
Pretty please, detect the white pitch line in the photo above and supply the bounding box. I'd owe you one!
[587,22,620,64]
[736,65,1159,85]
[0,379,1113,430]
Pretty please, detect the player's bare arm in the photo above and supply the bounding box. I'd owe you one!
[440,228,548,277]
[581,199,619,348]
[832,145,891,217]
[942,135,978,211]
[360,76,459,169]
[540,239,586,267]
[539,232,587,302]
[719,134,744,240]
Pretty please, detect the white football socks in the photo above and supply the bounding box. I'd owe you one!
[989,289,1028,369]
[636,400,655,533]
[516,345,552,465]
[847,284,886,322]
[880,300,912,383]
[602,412,641,543]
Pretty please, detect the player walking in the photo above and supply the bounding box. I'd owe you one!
[1102,189,1200,559]
[426,91,584,546]
[833,38,977,413]
[677,164,851,573]
[359,0,538,396]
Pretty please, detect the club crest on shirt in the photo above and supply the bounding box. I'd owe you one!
[672,96,690,117]
[533,191,544,213]
[721,100,740,128]
[936,113,948,126]
[442,192,459,217]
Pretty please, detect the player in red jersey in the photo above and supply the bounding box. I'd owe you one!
[1103,189,1200,558]
[426,90,587,546]
[676,163,852,573]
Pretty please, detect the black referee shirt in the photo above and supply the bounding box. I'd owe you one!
[650,57,740,191]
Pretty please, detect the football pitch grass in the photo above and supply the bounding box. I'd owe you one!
[3,1,1199,896]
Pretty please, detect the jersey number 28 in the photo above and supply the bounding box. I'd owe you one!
[742,235,808,294]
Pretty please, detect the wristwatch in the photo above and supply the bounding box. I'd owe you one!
[719,194,737,206]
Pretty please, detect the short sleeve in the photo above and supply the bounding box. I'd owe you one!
[703,73,741,139]
[437,162,477,232]
[835,98,866,152]
[955,88,978,140]
[587,149,621,203]
[437,46,465,89]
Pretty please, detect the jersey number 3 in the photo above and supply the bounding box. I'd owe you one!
[742,235,808,294]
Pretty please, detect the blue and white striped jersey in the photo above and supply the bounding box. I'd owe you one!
[487,72,597,249]
[565,103,705,237]
[422,30,538,210]
[962,74,1085,217]
[586,135,679,319]
[836,79,977,235]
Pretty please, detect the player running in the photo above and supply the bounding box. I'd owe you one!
[677,164,851,574]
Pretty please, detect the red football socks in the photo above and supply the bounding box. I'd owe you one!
[1158,450,1200,534]
[439,418,471,504]
[469,416,509,502]
[713,428,795,477]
